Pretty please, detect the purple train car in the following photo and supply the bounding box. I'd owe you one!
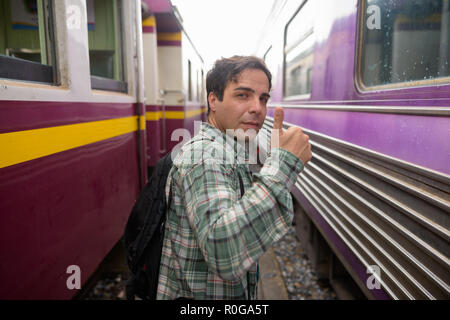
[0,0,204,299]
[255,0,449,299]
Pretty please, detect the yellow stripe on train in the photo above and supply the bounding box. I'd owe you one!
[142,16,156,27]
[0,116,144,169]
[157,32,182,41]
[185,107,207,118]
[146,107,207,121]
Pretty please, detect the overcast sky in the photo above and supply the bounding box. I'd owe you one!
[170,0,275,69]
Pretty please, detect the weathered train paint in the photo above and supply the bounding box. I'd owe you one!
[0,100,142,298]
[266,108,450,175]
[0,101,137,134]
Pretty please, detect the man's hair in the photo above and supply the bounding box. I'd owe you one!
[206,56,272,116]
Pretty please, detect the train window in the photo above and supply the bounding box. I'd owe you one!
[87,0,126,93]
[188,59,192,101]
[196,70,200,103]
[284,0,315,98]
[0,0,56,84]
[264,46,277,78]
[359,0,450,89]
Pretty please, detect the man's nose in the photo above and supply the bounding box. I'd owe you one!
[248,96,264,114]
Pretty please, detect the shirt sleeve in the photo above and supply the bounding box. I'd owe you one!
[179,147,304,281]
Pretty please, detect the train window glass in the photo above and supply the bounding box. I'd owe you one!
[0,0,55,84]
[360,0,450,88]
[284,0,316,98]
[87,0,126,92]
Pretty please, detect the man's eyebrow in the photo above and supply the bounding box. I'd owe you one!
[234,87,255,93]
[234,87,271,97]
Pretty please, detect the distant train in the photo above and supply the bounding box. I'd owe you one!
[0,0,205,299]
[255,0,449,299]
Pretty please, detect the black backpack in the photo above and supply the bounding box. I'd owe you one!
[123,151,173,300]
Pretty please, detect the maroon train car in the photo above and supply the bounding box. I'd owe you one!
[0,0,204,299]
[141,0,207,167]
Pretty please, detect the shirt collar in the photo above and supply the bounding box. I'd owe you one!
[199,122,252,164]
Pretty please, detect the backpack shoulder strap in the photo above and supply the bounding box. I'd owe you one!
[237,170,254,300]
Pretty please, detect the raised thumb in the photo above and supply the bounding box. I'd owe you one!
[272,107,284,131]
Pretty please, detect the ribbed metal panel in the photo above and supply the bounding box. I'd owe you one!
[261,117,450,299]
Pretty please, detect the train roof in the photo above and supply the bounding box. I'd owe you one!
[143,0,204,64]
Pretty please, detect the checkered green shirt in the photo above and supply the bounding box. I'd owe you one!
[156,122,304,300]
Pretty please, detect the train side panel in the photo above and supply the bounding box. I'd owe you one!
[256,0,450,299]
[0,0,145,299]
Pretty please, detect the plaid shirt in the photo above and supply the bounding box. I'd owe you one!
[156,122,304,300]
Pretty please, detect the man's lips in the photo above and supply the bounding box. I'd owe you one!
[242,122,260,128]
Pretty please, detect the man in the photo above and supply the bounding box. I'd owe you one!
[157,56,312,300]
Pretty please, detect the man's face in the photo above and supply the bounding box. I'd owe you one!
[208,69,270,137]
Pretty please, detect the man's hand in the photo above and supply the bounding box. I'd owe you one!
[271,107,312,165]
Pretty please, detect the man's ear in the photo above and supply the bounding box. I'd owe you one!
[208,92,218,112]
